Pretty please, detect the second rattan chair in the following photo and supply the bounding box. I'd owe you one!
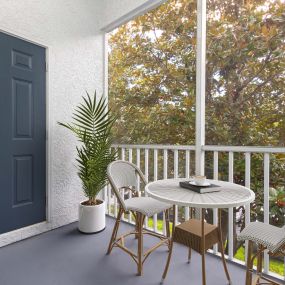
[238,222,285,285]
[107,160,172,276]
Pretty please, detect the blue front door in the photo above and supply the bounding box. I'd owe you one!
[0,32,46,234]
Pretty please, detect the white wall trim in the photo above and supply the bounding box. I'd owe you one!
[101,0,167,32]
[0,26,49,49]
[0,222,52,248]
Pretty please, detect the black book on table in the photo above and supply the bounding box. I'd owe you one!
[179,181,221,194]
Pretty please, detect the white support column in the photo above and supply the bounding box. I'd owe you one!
[195,0,207,176]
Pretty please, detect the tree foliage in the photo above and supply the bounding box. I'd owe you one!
[108,0,285,264]
[109,0,285,146]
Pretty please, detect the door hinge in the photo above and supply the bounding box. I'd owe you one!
[45,61,48,72]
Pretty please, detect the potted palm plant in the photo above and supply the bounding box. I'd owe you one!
[58,91,116,233]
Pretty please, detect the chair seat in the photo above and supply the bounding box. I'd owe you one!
[173,219,219,254]
[124,197,171,217]
[238,222,285,254]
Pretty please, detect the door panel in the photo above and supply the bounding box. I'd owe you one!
[0,32,46,234]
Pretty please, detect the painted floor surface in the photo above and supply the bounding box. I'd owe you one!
[0,217,250,285]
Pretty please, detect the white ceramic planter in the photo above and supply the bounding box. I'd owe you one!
[78,200,106,233]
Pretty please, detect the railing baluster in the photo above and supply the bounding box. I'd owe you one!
[264,153,270,274]
[153,149,158,232]
[174,150,179,224]
[144,149,149,228]
[213,151,219,254]
[108,184,112,216]
[163,149,169,230]
[128,148,133,163]
[174,150,179,178]
[163,149,168,179]
[127,148,133,223]
[185,150,190,221]
[245,152,251,263]
[104,186,108,212]
[144,149,149,183]
[122,188,126,221]
[228,151,234,260]
[136,148,141,195]
[121,148,125,160]
[114,192,117,218]
[185,150,190,178]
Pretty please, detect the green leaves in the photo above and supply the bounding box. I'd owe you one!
[58,91,117,203]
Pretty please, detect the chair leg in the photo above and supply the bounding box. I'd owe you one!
[161,205,176,283]
[246,241,254,285]
[218,209,231,284]
[135,212,139,239]
[201,209,206,285]
[137,213,144,276]
[254,244,263,285]
[218,231,231,283]
[107,207,123,255]
[188,248,192,264]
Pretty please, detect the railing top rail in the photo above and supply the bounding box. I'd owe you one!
[112,144,196,150]
[112,144,285,153]
[203,145,285,153]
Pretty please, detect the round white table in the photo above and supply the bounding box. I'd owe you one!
[145,178,255,285]
[146,178,255,209]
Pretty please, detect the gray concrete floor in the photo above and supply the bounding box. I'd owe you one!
[0,217,250,285]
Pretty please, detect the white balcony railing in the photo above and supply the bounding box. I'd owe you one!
[104,144,285,281]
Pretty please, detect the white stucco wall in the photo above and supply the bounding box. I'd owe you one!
[0,0,165,247]
[0,0,105,247]
[98,0,166,31]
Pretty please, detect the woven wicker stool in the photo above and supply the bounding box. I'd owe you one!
[161,209,231,285]
[174,219,219,255]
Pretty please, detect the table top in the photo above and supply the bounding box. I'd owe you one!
[145,178,255,209]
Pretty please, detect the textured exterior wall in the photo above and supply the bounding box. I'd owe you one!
[0,0,158,247]
[0,0,104,247]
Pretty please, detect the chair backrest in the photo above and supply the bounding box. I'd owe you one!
[107,160,147,211]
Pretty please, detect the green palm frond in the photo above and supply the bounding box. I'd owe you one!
[58,91,117,203]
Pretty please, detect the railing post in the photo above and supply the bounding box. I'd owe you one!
[153,149,158,232]
[245,152,251,263]
[264,153,270,274]
[228,151,234,260]
[213,151,219,254]
[195,0,207,176]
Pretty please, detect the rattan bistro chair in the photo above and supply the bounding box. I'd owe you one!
[106,160,172,276]
[238,222,285,285]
